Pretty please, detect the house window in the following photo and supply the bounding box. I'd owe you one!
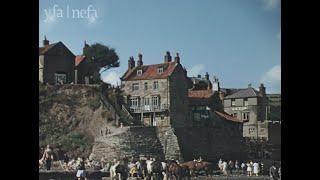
[158,67,164,74]
[242,112,250,120]
[130,97,139,107]
[152,96,159,107]
[193,113,201,122]
[144,82,148,90]
[132,83,139,91]
[153,81,159,90]
[54,73,67,84]
[137,70,143,76]
[249,128,255,134]
[232,113,237,117]
[231,99,236,106]
[144,98,150,105]
[244,98,249,106]
[161,114,165,120]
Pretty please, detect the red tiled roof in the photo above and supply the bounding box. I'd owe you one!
[122,62,178,81]
[39,43,58,55]
[214,111,245,123]
[188,89,213,98]
[75,55,86,66]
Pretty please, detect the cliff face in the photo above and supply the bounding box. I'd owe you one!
[39,84,116,158]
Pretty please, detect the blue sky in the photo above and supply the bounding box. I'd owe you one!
[39,0,281,93]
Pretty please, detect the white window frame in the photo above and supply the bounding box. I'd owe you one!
[54,73,67,84]
[242,112,250,120]
[231,99,236,106]
[144,98,150,106]
[137,70,143,76]
[158,67,164,74]
[144,82,148,90]
[244,98,249,106]
[152,96,159,107]
[153,81,159,90]
[132,83,139,91]
[130,97,139,107]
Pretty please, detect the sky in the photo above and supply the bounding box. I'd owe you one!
[39,0,281,93]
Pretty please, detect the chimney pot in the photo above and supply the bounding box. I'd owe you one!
[205,72,209,80]
[164,51,172,63]
[43,35,49,46]
[137,53,143,66]
[128,56,135,70]
[174,52,180,63]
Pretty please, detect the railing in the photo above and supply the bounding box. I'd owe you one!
[129,104,169,113]
[122,105,134,120]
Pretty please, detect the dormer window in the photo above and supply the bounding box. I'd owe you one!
[137,69,143,76]
[158,67,164,74]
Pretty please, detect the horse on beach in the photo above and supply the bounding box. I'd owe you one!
[180,161,214,177]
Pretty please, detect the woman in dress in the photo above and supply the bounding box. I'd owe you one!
[246,161,252,176]
[253,162,260,176]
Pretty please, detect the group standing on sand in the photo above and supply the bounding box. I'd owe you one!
[39,145,281,179]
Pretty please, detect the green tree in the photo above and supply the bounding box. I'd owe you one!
[83,43,120,83]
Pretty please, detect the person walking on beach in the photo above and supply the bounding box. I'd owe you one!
[228,160,234,175]
[241,162,246,175]
[253,161,259,176]
[76,157,87,180]
[42,144,54,171]
[246,161,253,176]
[269,162,279,180]
[234,160,239,175]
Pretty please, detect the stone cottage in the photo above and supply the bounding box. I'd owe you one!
[222,84,270,139]
[120,51,190,128]
[39,36,75,84]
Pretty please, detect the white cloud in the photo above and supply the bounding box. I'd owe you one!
[260,65,281,93]
[263,0,280,9]
[188,64,205,77]
[101,69,121,86]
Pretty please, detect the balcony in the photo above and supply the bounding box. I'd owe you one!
[129,104,169,113]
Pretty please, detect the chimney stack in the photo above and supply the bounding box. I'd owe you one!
[174,53,180,64]
[259,83,266,96]
[205,72,209,80]
[128,56,135,70]
[43,36,49,46]
[137,53,143,66]
[248,83,252,88]
[164,51,172,63]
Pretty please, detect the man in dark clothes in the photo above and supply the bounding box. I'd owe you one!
[42,145,54,170]
[269,162,279,180]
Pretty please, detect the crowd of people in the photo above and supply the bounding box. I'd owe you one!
[217,158,281,179]
[39,144,281,179]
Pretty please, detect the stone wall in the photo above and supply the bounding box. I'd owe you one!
[174,126,245,162]
[90,126,165,161]
[156,126,183,161]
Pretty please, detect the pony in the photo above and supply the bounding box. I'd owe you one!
[180,161,214,177]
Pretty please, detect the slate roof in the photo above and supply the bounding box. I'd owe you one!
[121,62,178,81]
[224,88,261,99]
[39,42,59,55]
[220,88,243,96]
[214,111,245,123]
